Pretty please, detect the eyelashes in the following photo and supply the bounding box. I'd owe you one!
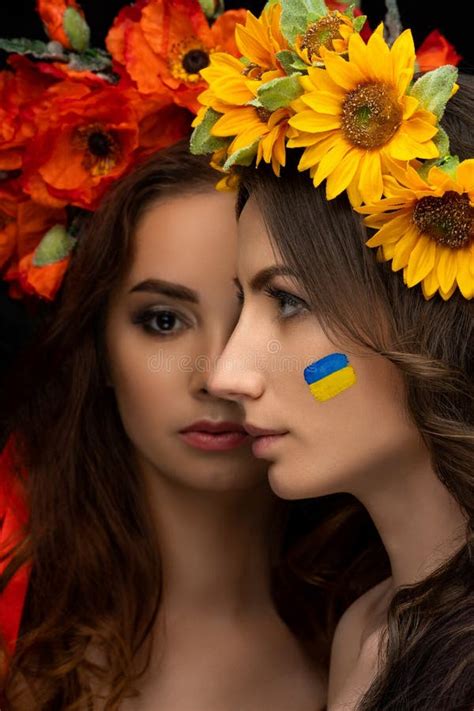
[236,285,309,320]
[131,307,190,337]
[263,285,308,319]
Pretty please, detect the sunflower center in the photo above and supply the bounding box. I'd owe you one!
[182,49,210,75]
[301,13,344,60]
[75,124,121,177]
[341,82,403,150]
[242,62,264,80]
[256,106,272,123]
[413,191,474,248]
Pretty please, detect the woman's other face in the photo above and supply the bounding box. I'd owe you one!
[208,197,428,500]
[105,190,268,492]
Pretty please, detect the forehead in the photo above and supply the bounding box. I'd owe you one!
[237,196,279,272]
[125,190,238,288]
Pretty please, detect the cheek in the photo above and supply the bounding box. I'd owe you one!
[108,332,182,438]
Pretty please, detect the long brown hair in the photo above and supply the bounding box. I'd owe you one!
[0,139,385,709]
[237,75,474,710]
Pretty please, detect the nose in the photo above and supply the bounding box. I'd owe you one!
[207,321,265,402]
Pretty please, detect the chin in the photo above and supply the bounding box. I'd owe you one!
[267,461,308,501]
[267,457,337,501]
[187,468,269,493]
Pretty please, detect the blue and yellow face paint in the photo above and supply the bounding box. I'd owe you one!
[304,353,356,402]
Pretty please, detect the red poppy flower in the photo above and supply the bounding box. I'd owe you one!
[1,192,67,301]
[416,30,462,72]
[22,82,140,210]
[106,0,246,113]
[134,94,193,160]
[0,59,56,172]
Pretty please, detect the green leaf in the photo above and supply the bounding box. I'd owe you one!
[68,48,112,73]
[353,15,367,32]
[257,74,303,111]
[190,108,229,155]
[198,0,224,19]
[276,50,304,75]
[280,0,328,45]
[0,37,65,58]
[63,7,90,53]
[418,153,459,181]
[291,56,311,71]
[32,226,77,267]
[223,141,259,170]
[410,65,459,120]
[436,154,460,179]
[433,127,450,160]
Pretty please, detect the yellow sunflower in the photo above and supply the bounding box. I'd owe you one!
[358,159,474,300]
[295,10,359,65]
[210,147,241,191]
[287,25,440,206]
[194,3,287,125]
[211,106,290,176]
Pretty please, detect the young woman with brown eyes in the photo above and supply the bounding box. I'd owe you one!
[0,141,349,710]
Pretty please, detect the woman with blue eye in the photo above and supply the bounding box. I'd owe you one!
[0,141,334,710]
[205,66,474,711]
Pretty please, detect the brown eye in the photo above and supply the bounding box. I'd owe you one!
[132,308,190,336]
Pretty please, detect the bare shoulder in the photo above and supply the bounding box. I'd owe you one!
[327,578,392,706]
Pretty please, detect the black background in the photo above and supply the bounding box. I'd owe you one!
[0,1,471,382]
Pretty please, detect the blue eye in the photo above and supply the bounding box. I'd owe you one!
[132,308,189,336]
[263,285,308,320]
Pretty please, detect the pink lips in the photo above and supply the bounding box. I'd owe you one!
[179,420,250,452]
[243,423,289,458]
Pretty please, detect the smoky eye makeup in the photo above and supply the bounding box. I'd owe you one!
[130,304,192,337]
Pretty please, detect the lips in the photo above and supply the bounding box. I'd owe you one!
[180,420,247,434]
[243,423,288,437]
[179,420,250,452]
[242,423,289,459]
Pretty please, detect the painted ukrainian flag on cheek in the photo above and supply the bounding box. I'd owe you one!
[304,353,356,402]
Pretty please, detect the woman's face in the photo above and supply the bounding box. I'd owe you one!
[208,197,428,500]
[105,189,268,492]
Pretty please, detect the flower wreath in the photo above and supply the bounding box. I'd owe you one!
[190,0,472,301]
[0,0,247,302]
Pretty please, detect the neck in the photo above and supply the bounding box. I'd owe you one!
[139,459,281,619]
[356,450,467,590]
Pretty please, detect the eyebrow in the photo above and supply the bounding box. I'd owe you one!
[233,265,299,293]
[128,278,199,303]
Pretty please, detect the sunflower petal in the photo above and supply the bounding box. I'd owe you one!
[406,234,436,286]
[436,246,458,294]
[456,246,474,299]
[326,149,360,199]
[289,111,340,133]
[321,48,364,91]
[391,225,420,271]
[297,134,339,171]
[391,30,415,91]
[358,151,384,203]
[366,212,413,247]
[456,159,474,192]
